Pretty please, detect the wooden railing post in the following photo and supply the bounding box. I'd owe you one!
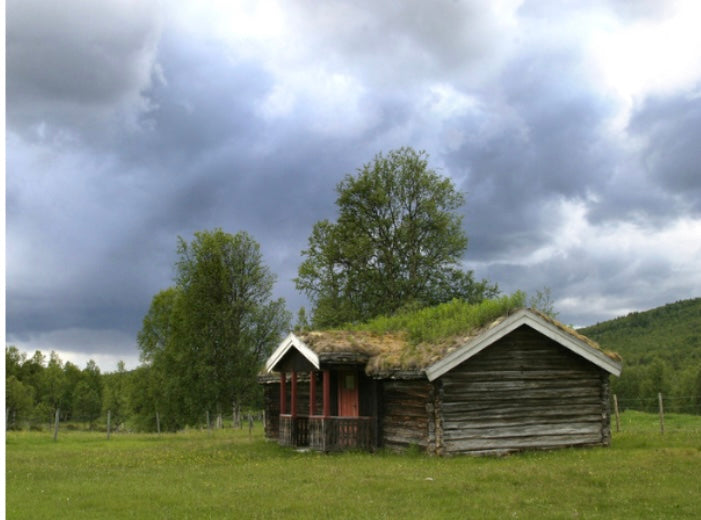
[322,370,331,417]
[309,371,317,416]
[290,370,298,446]
[291,370,298,418]
[279,372,286,415]
[322,370,331,452]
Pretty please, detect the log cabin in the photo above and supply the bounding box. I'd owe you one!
[259,308,622,455]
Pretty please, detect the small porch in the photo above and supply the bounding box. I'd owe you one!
[264,333,380,452]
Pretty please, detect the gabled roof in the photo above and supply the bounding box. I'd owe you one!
[263,308,622,379]
[424,308,622,380]
[265,332,319,373]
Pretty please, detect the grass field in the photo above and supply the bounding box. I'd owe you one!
[6,411,701,519]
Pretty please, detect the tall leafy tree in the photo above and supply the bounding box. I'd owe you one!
[73,360,103,424]
[42,351,65,410]
[6,346,26,379]
[102,361,129,427]
[137,287,181,365]
[296,147,498,327]
[135,287,188,429]
[6,376,34,426]
[73,381,102,424]
[136,229,290,428]
[127,365,171,431]
[61,361,84,419]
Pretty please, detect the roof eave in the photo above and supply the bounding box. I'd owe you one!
[424,309,622,381]
[264,332,320,373]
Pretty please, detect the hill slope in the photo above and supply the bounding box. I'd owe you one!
[578,298,701,414]
[579,297,701,367]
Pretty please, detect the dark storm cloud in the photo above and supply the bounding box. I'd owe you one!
[6,1,701,368]
[480,237,684,327]
[581,92,701,226]
[5,146,168,340]
[628,93,701,212]
[447,48,617,261]
[122,33,369,243]
[6,0,161,136]
[6,22,380,355]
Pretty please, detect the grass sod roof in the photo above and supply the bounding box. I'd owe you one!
[301,317,515,378]
[531,308,622,363]
[294,295,621,378]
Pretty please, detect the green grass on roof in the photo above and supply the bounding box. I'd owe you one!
[349,291,526,346]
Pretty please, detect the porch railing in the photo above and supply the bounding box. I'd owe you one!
[279,415,373,452]
[279,415,306,446]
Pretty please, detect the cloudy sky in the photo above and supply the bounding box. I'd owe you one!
[6,0,701,371]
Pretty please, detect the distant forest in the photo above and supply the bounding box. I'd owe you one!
[579,297,701,414]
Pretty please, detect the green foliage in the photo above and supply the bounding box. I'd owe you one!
[127,365,174,432]
[72,381,102,424]
[580,297,701,414]
[137,286,181,364]
[580,298,701,366]
[102,361,130,426]
[294,306,311,333]
[296,147,497,328]
[61,362,86,420]
[352,292,526,345]
[135,229,291,429]
[41,351,66,409]
[5,346,112,426]
[6,345,26,378]
[6,412,701,519]
[5,375,35,420]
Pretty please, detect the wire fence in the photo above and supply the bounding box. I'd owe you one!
[7,394,699,438]
[613,395,701,415]
[5,409,266,437]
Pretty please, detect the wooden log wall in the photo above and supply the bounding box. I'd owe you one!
[437,325,612,455]
[381,380,432,452]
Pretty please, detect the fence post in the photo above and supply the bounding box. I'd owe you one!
[658,392,665,435]
[52,408,60,441]
[107,410,112,440]
[155,411,161,434]
[613,394,620,433]
[248,413,253,437]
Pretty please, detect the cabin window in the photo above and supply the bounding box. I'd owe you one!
[344,374,355,390]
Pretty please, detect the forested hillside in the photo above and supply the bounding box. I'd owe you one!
[579,298,701,414]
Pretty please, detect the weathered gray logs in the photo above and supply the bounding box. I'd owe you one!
[436,326,611,455]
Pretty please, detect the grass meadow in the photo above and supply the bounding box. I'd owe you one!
[5,411,701,519]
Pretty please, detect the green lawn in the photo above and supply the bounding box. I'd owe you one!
[6,411,701,519]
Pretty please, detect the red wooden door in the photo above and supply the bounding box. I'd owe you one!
[337,371,359,417]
